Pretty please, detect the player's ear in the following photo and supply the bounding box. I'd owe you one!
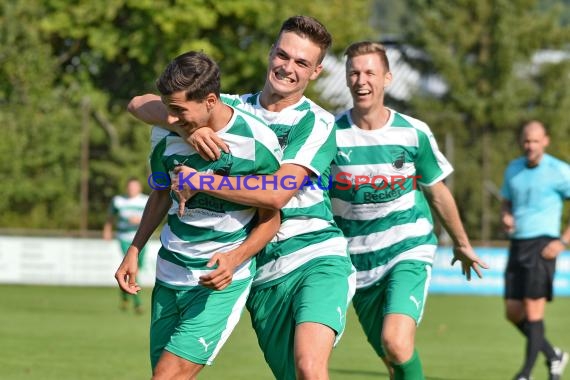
[205,93,217,110]
[384,70,393,88]
[310,63,323,80]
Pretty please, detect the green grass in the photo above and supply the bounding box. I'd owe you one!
[0,285,569,380]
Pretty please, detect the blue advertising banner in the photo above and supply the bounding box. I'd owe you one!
[431,247,570,296]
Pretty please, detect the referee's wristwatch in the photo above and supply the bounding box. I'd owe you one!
[560,237,569,247]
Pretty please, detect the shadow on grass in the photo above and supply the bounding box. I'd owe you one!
[330,367,387,377]
[330,367,458,380]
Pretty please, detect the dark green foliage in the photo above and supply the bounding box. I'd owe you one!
[398,0,570,240]
[0,0,373,230]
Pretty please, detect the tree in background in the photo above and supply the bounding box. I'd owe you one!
[0,0,373,231]
[0,1,82,230]
[396,0,570,241]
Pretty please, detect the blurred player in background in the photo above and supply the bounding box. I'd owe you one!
[501,120,570,380]
[330,41,488,380]
[103,177,149,314]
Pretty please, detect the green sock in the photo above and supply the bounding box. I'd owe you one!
[392,350,424,380]
[133,293,142,308]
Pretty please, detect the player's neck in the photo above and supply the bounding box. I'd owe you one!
[351,105,390,131]
[259,88,303,112]
[209,103,234,132]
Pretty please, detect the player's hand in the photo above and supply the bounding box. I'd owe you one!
[541,240,565,260]
[501,212,515,234]
[199,253,239,291]
[114,246,141,294]
[451,245,489,281]
[171,165,198,217]
[188,127,229,161]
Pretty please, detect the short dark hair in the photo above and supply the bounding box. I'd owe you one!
[279,16,332,63]
[344,41,390,73]
[156,51,220,101]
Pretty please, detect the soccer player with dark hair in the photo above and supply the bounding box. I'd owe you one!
[115,50,281,379]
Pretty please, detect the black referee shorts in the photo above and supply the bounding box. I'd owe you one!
[504,236,557,301]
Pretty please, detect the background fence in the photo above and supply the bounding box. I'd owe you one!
[1,236,569,295]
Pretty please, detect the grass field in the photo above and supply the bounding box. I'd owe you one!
[1,285,569,380]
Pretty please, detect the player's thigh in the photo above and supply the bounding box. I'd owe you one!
[505,299,525,322]
[293,322,335,379]
[153,350,203,380]
[382,313,417,361]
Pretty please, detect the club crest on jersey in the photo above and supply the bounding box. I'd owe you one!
[392,151,406,170]
[272,124,291,149]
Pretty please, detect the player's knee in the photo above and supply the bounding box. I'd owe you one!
[295,355,327,380]
[382,334,414,364]
[505,308,523,324]
[152,369,196,380]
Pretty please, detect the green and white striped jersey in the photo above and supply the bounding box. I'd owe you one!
[108,193,149,241]
[223,93,349,288]
[331,109,453,289]
[150,106,281,290]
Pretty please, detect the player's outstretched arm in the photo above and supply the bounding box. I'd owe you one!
[199,207,280,291]
[114,190,171,294]
[422,181,489,280]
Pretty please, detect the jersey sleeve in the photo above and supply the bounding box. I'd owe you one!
[281,111,336,177]
[415,126,453,186]
[221,93,246,107]
[149,127,169,179]
[556,160,570,199]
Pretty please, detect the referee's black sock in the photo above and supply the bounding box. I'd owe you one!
[516,320,557,360]
[520,320,546,376]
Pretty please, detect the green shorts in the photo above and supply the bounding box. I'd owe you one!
[246,256,355,380]
[149,279,252,368]
[352,260,431,357]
